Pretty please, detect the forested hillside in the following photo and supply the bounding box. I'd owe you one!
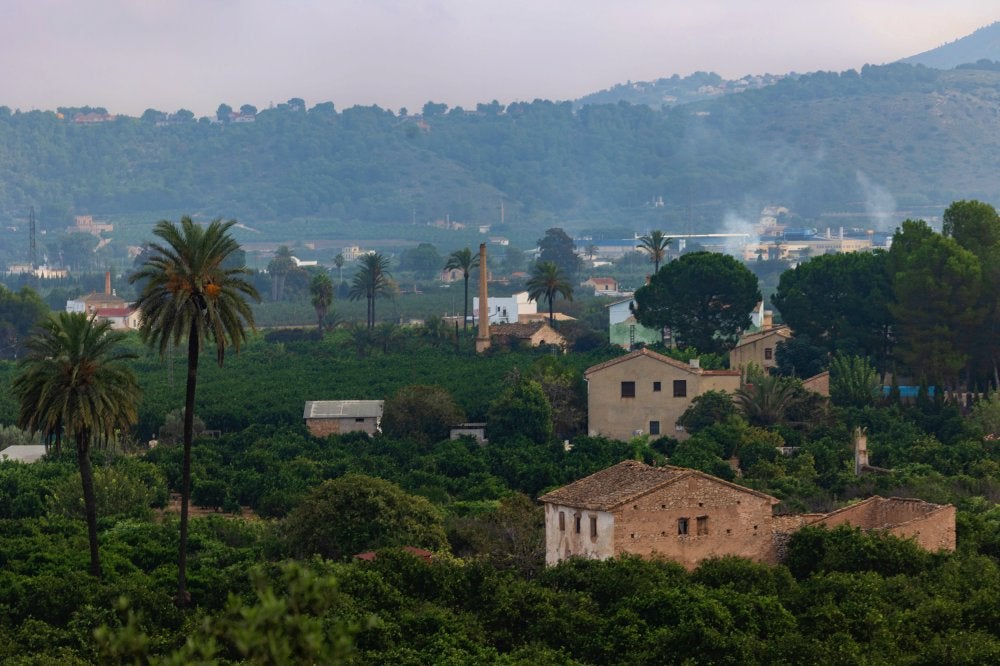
[2,63,1000,241]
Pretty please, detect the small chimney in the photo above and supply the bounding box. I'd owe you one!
[853,426,869,475]
[689,358,700,369]
[105,271,111,295]
[476,243,491,352]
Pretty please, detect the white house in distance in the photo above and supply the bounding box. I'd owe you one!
[472,291,537,324]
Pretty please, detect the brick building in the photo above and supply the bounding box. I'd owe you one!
[303,400,384,437]
[540,460,956,569]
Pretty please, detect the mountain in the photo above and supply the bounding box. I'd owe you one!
[900,21,1000,69]
[0,61,999,261]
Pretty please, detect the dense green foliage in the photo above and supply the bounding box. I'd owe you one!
[633,252,761,354]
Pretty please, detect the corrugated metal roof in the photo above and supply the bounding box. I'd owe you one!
[303,400,384,419]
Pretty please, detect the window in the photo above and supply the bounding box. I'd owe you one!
[559,511,565,531]
[649,421,660,435]
[574,514,582,534]
[697,516,709,536]
[621,381,636,398]
[653,381,662,392]
[677,517,689,535]
[673,380,687,397]
[590,516,598,538]
[764,347,773,360]
[355,417,365,422]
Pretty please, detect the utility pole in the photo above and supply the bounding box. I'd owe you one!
[29,206,36,269]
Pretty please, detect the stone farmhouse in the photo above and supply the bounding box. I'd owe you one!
[490,321,566,349]
[540,460,956,569]
[303,400,384,437]
[584,349,740,440]
[728,326,792,374]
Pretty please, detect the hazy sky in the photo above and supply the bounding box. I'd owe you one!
[1,0,997,116]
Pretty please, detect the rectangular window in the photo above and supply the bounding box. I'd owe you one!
[590,515,598,538]
[574,514,581,534]
[621,381,636,398]
[355,417,365,422]
[559,511,565,531]
[673,380,687,397]
[649,421,660,435]
[653,381,662,392]
[764,347,773,360]
[677,517,689,535]
[697,516,709,536]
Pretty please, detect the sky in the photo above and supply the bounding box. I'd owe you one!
[0,0,997,117]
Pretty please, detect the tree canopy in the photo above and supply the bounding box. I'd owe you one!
[632,252,761,354]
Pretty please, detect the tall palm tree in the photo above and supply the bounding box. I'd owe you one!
[444,248,480,332]
[526,261,574,325]
[309,272,335,331]
[12,312,139,578]
[267,245,296,301]
[130,216,259,605]
[349,252,392,329]
[333,253,345,283]
[638,230,672,273]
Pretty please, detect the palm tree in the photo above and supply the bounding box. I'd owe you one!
[268,245,296,301]
[333,253,345,283]
[734,375,802,427]
[309,272,335,331]
[444,248,480,332]
[349,252,392,329]
[526,261,574,325]
[130,216,259,605]
[638,230,672,273]
[12,312,139,578]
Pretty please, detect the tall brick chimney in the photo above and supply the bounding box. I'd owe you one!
[105,271,111,295]
[475,243,491,353]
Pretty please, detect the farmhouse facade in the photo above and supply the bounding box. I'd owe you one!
[584,348,740,440]
[303,400,384,437]
[540,461,956,569]
[728,326,792,373]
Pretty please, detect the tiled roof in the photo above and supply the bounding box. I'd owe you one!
[584,347,739,377]
[733,326,792,347]
[303,400,384,419]
[491,322,546,339]
[538,460,779,511]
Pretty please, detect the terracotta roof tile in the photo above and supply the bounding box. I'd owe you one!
[538,460,779,511]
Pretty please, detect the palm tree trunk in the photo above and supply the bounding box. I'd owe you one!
[177,322,200,607]
[77,430,101,578]
[549,296,554,325]
[463,274,469,332]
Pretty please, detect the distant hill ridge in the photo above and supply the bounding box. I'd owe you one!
[899,21,1000,69]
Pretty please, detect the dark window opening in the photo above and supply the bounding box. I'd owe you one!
[649,421,660,435]
[621,381,636,398]
[575,515,582,534]
[764,347,773,360]
[677,517,689,535]
[559,511,565,531]
[697,516,709,536]
[590,516,598,538]
[355,417,365,422]
[653,381,662,392]
[673,380,687,397]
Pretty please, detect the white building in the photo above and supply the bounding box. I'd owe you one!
[472,291,536,324]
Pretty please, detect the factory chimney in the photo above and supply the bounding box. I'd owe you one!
[476,243,491,352]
